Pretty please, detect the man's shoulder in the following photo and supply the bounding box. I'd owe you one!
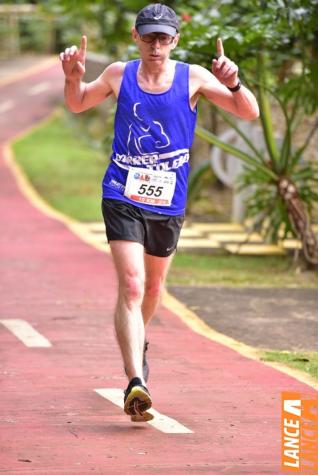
[189,63,217,86]
[103,61,127,79]
[97,61,128,97]
[189,63,210,77]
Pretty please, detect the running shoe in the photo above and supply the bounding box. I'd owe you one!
[124,377,152,417]
[131,411,154,422]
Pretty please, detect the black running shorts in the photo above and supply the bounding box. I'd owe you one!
[101,199,184,257]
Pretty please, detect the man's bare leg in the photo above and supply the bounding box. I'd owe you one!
[142,252,174,327]
[109,240,146,384]
[140,252,174,383]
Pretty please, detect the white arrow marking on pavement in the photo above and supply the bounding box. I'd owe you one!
[0,100,14,114]
[27,81,51,96]
[0,319,52,347]
[94,388,193,434]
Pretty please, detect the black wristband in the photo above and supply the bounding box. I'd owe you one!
[227,79,241,92]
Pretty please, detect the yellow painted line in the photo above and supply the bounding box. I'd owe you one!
[3,135,109,256]
[225,243,285,255]
[243,218,254,227]
[180,228,204,238]
[163,291,261,360]
[68,222,109,254]
[163,291,318,391]
[191,223,245,232]
[208,232,263,243]
[82,222,105,233]
[282,239,302,250]
[8,107,60,145]
[84,233,108,247]
[177,238,220,248]
[0,56,58,88]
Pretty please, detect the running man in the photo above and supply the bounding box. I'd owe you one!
[60,3,259,420]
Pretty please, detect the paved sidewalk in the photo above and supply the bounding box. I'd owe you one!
[169,286,318,352]
[0,56,317,474]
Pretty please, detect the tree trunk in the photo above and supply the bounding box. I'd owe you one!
[278,178,318,265]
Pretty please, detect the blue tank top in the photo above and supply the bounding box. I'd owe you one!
[102,59,197,215]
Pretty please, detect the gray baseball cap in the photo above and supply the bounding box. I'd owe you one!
[135,3,179,36]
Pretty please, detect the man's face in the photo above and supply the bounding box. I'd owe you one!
[132,27,179,62]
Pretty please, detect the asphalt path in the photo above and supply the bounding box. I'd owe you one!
[169,287,318,351]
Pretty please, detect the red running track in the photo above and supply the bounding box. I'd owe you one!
[0,58,316,474]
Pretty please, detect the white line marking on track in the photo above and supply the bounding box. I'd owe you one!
[0,100,14,114]
[94,388,193,434]
[27,81,51,96]
[0,319,52,347]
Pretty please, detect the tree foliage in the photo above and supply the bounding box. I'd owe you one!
[175,0,318,111]
[176,0,318,263]
[39,0,181,54]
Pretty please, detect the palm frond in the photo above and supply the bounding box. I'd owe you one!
[195,125,278,181]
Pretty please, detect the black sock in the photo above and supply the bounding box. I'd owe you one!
[129,377,143,387]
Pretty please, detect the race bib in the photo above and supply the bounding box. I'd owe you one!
[124,167,176,206]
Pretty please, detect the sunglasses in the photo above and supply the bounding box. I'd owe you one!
[139,33,175,45]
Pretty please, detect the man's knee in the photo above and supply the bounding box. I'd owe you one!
[144,280,164,300]
[119,272,145,304]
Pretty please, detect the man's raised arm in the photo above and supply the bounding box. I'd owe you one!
[60,35,116,113]
[193,38,259,121]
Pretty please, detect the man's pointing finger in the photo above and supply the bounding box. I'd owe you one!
[79,35,87,56]
[216,37,224,57]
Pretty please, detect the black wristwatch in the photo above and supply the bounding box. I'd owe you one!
[227,79,241,92]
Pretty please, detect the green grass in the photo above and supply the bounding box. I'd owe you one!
[168,253,318,288]
[13,111,107,222]
[261,350,318,380]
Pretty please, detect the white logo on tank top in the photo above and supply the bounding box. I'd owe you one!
[127,102,171,156]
